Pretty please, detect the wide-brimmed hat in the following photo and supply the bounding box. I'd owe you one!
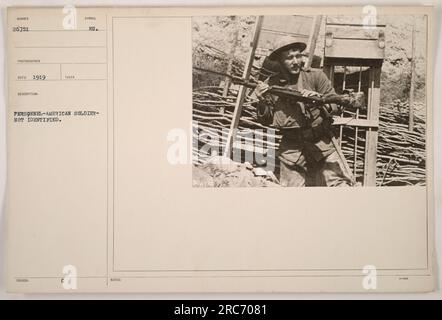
[268,39,307,61]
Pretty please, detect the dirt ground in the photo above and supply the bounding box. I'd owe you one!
[192,157,279,188]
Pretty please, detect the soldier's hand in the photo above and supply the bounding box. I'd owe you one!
[254,81,270,100]
[339,90,365,109]
[301,89,320,97]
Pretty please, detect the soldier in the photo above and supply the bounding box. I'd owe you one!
[253,40,354,187]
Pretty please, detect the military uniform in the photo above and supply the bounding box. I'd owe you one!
[255,67,353,187]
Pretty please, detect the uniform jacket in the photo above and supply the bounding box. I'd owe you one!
[256,67,340,129]
[254,67,341,162]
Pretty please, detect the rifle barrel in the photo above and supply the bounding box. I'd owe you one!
[193,66,361,107]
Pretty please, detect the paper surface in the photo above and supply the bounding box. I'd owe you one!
[6,6,435,292]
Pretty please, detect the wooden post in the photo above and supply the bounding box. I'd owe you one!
[306,15,322,69]
[223,16,264,158]
[363,67,381,186]
[220,17,240,114]
[409,17,416,131]
[339,66,347,147]
[354,66,362,176]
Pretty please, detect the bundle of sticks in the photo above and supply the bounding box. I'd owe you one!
[339,100,426,186]
[376,101,426,186]
[192,86,281,165]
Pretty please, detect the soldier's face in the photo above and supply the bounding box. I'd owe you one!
[280,49,304,75]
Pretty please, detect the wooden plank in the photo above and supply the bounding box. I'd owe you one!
[325,38,384,60]
[323,57,383,67]
[221,17,239,114]
[332,117,378,128]
[363,67,381,186]
[325,15,386,26]
[325,25,382,40]
[369,67,381,120]
[223,16,264,158]
[325,22,386,28]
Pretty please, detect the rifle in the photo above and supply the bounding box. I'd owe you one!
[194,66,363,186]
[193,66,365,109]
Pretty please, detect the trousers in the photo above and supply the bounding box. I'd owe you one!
[277,130,353,187]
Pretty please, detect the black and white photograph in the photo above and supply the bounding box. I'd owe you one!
[192,14,428,187]
[1,4,438,297]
